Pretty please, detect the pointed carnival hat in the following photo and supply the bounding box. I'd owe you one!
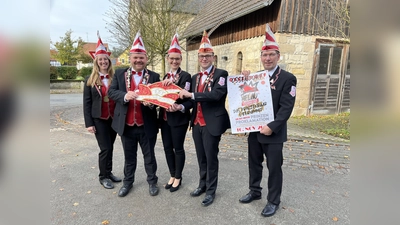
[261,23,279,52]
[89,31,111,59]
[168,33,182,54]
[130,31,147,54]
[198,30,213,53]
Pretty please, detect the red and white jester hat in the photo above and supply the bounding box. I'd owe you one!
[261,23,279,52]
[168,33,182,54]
[89,31,111,59]
[130,31,147,54]
[198,30,213,53]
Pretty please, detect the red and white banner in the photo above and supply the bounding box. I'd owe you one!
[136,82,182,109]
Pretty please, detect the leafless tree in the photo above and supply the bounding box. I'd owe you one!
[309,0,350,42]
[106,0,195,74]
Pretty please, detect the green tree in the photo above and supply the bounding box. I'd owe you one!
[76,38,93,64]
[106,0,195,75]
[51,30,88,65]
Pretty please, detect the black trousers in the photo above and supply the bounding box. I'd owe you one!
[121,125,158,186]
[160,120,188,179]
[192,124,221,196]
[93,118,117,180]
[247,132,283,205]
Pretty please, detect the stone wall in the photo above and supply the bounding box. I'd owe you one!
[50,80,84,92]
[181,33,321,116]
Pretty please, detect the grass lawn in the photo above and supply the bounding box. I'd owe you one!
[290,112,350,140]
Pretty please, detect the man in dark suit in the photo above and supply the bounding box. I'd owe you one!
[179,31,230,207]
[239,24,297,217]
[108,31,160,197]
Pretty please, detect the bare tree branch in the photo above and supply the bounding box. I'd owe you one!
[308,0,350,43]
[105,0,195,74]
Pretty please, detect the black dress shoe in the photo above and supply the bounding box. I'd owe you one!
[109,173,122,182]
[149,184,159,196]
[239,192,261,203]
[190,187,206,197]
[261,202,279,217]
[100,178,114,189]
[170,178,182,192]
[201,194,215,207]
[118,184,132,197]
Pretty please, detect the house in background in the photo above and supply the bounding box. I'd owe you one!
[50,49,61,66]
[51,42,116,69]
[77,42,114,70]
[116,50,130,66]
[182,0,350,116]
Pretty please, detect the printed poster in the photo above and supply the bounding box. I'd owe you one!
[227,71,274,134]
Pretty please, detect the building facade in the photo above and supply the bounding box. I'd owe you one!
[181,0,350,116]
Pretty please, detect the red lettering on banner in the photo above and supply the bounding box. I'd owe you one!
[240,125,264,131]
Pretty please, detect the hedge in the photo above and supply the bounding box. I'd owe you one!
[79,67,93,78]
[57,66,78,79]
[50,66,58,79]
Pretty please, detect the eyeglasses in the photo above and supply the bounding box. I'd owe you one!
[261,53,278,58]
[198,55,213,59]
[168,57,181,61]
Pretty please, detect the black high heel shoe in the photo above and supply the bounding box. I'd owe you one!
[165,178,175,189]
[170,178,182,192]
[165,183,173,189]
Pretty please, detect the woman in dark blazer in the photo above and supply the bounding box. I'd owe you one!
[83,34,121,189]
[159,34,192,192]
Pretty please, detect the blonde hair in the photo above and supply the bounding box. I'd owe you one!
[86,56,114,87]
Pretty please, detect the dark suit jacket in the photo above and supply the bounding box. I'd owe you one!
[83,76,115,128]
[189,67,231,136]
[158,68,192,127]
[256,66,297,143]
[108,68,160,138]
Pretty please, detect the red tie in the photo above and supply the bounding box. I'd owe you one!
[100,74,109,79]
[132,71,142,76]
[167,73,174,79]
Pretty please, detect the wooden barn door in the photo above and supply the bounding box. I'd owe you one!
[309,41,350,114]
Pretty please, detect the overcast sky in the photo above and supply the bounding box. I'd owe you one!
[0,1,47,40]
[50,0,114,47]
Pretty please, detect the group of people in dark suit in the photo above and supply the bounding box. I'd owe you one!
[83,23,297,217]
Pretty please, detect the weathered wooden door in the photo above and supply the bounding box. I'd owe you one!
[309,41,350,114]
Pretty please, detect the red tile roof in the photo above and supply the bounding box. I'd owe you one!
[82,42,109,56]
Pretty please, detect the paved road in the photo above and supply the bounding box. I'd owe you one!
[50,93,350,225]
